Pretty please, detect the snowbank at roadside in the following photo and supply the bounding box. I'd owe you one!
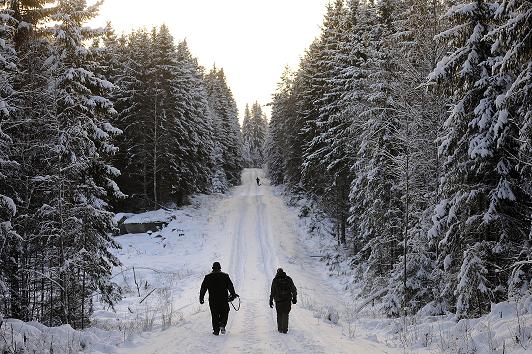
[0,318,122,354]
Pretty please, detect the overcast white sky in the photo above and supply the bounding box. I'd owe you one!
[93,0,329,120]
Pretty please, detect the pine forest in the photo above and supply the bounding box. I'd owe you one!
[0,0,243,328]
[266,0,530,319]
[0,0,530,353]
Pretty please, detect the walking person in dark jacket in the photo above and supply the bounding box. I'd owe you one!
[200,262,238,335]
[269,268,297,333]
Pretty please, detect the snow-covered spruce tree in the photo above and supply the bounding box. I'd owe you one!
[272,40,329,193]
[0,5,16,117]
[345,0,382,262]
[280,58,310,189]
[300,2,342,202]
[427,0,530,318]
[43,0,122,327]
[487,0,532,300]
[221,69,244,184]
[91,22,122,86]
[207,100,229,192]
[266,67,295,185]
[141,26,170,208]
[205,67,230,190]
[297,39,325,196]
[347,0,406,304]
[0,0,59,322]
[302,0,354,245]
[243,101,267,168]
[241,104,253,167]
[381,0,449,316]
[254,102,269,167]
[90,23,130,211]
[0,3,20,318]
[205,67,243,187]
[174,39,215,197]
[149,25,193,205]
[110,28,155,209]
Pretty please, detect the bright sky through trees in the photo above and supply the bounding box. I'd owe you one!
[93,0,330,119]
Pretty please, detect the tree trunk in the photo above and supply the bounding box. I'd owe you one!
[403,113,410,315]
[153,94,158,209]
[81,233,87,329]
[58,156,69,325]
[8,245,21,319]
[340,173,347,245]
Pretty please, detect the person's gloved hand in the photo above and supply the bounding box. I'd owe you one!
[200,297,204,304]
[292,296,297,305]
[269,299,274,308]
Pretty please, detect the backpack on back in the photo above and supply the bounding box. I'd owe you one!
[276,277,292,301]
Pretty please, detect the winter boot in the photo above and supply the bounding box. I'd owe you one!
[220,327,226,334]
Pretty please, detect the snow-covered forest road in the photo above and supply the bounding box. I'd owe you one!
[118,169,390,354]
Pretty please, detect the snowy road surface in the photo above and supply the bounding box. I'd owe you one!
[117,169,392,353]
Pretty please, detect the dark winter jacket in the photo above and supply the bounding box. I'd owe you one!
[200,270,236,306]
[270,271,297,303]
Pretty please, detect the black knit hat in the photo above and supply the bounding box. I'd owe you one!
[212,262,221,270]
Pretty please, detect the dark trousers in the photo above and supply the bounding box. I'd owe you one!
[209,302,229,333]
[275,300,292,333]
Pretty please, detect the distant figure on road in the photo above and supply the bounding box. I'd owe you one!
[256,177,260,186]
[200,262,238,335]
[269,268,297,333]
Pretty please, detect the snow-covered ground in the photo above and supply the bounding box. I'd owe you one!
[271,185,532,354]
[101,168,531,353]
[3,168,529,353]
[100,168,391,353]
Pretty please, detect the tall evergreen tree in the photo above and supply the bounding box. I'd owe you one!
[205,67,243,187]
[150,24,190,205]
[427,0,532,317]
[488,0,531,299]
[381,0,449,316]
[0,2,19,318]
[242,104,252,166]
[1,0,59,322]
[242,101,267,168]
[173,39,215,197]
[41,0,122,326]
[266,68,296,186]
[114,29,153,208]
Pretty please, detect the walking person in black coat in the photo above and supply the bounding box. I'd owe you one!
[269,268,297,333]
[200,262,238,335]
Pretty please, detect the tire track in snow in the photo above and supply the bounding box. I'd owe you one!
[223,177,253,342]
[220,169,288,353]
[255,177,329,354]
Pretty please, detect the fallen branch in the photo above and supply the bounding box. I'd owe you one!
[354,288,388,315]
[139,288,157,304]
[110,266,181,280]
[133,267,140,297]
